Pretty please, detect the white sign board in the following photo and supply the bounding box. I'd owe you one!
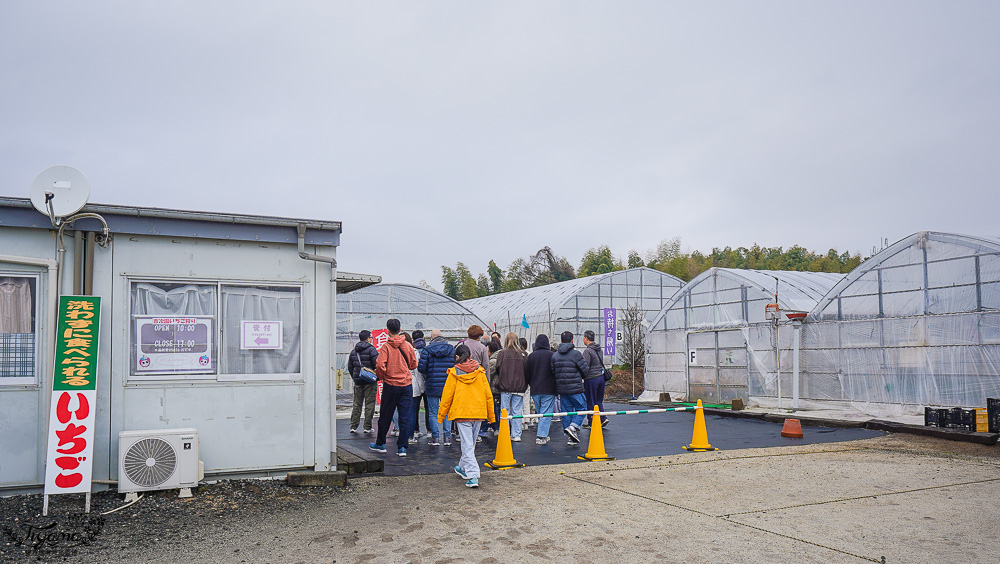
[689,349,698,366]
[241,320,283,350]
[135,316,214,374]
[615,330,624,343]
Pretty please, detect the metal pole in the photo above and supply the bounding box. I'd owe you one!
[775,317,781,409]
[792,319,801,410]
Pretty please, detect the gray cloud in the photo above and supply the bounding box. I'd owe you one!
[2,1,998,288]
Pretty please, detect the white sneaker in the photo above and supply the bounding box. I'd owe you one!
[535,436,550,445]
[511,436,521,442]
[350,428,358,434]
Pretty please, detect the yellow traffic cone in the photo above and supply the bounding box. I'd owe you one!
[485,409,525,469]
[682,400,718,452]
[578,405,615,461]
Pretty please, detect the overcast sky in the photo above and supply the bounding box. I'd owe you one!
[2,2,998,289]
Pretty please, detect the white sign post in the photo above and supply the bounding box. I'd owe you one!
[43,296,101,515]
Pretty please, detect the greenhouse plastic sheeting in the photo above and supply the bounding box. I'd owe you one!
[336,284,488,391]
[794,232,1000,416]
[646,232,1000,418]
[644,268,843,404]
[462,267,684,357]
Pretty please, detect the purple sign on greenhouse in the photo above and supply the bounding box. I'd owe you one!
[603,307,617,357]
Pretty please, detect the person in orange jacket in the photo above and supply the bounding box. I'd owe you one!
[438,344,495,488]
[370,318,418,457]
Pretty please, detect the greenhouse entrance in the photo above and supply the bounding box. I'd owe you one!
[687,329,750,404]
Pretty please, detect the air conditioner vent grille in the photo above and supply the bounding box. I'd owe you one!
[123,437,177,488]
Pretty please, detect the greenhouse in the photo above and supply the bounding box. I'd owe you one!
[336,283,488,391]
[462,267,685,359]
[644,268,844,404]
[799,231,1000,415]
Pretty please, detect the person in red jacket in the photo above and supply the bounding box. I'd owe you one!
[370,318,418,457]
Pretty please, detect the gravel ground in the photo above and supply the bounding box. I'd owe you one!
[0,479,346,563]
[2,433,998,563]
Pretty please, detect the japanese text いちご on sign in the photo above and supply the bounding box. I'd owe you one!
[603,307,617,357]
[44,296,101,496]
[241,320,283,350]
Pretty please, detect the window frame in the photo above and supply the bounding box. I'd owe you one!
[0,271,41,387]
[127,277,304,384]
[217,283,304,382]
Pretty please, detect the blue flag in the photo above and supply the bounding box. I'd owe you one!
[521,314,530,329]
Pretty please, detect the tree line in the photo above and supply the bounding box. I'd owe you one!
[436,238,864,301]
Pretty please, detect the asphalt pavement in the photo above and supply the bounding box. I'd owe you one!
[338,401,884,476]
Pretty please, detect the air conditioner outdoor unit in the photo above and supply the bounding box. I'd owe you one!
[118,428,204,500]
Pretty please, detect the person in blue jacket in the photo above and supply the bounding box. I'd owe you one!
[418,329,456,445]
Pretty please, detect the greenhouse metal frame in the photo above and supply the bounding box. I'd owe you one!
[799,231,1000,415]
[463,267,685,359]
[336,283,488,392]
[644,268,844,403]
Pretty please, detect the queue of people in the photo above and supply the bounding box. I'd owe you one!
[346,320,609,488]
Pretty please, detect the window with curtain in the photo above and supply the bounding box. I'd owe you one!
[1,276,37,383]
[220,285,301,377]
[130,282,218,379]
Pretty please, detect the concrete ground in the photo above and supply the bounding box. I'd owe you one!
[71,433,1000,564]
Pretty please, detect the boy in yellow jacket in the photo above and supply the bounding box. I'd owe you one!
[438,344,495,488]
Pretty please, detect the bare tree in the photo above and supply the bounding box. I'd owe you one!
[617,301,645,369]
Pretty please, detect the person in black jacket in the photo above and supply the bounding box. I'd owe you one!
[526,334,556,444]
[550,331,589,445]
[347,330,379,433]
[418,329,456,445]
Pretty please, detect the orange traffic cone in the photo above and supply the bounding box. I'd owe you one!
[485,409,525,469]
[780,418,804,438]
[578,406,615,461]
[682,400,718,452]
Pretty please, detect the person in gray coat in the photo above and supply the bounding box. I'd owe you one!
[582,330,607,428]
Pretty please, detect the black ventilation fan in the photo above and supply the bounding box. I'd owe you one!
[122,438,177,488]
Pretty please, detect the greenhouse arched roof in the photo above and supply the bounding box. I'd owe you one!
[462,267,684,323]
[809,231,1000,320]
[649,268,844,329]
[337,283,488,333]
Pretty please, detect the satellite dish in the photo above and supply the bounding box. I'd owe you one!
[29,165,90,218]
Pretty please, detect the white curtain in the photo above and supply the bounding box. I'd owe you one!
[0,277,33,333]
[131,283,217,316]
[221,286,301,375]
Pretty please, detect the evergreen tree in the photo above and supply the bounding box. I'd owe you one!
[627,250,644,269]
[441,266,459,299]
[578,245,623,277]
[487,259,504,294]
